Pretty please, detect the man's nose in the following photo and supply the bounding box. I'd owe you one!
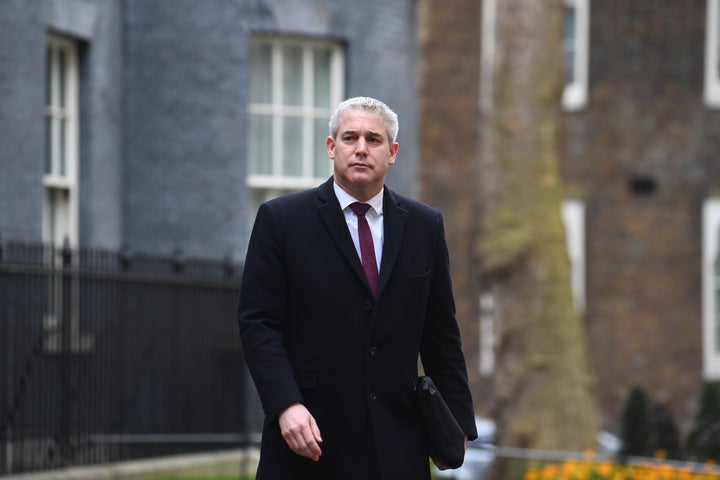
[356,137,368,154]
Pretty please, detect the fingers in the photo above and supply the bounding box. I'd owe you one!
[279,403,323,461]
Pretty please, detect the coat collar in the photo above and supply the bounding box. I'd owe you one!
[316,178,408,298]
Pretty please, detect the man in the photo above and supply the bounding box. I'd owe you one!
[238,96,477,479]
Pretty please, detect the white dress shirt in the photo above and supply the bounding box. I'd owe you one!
[334,181,383,272]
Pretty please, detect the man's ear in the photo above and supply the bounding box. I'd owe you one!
[388,142,399,165]
[326,136,336,159]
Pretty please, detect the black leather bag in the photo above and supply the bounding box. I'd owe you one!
[413,375,465,469]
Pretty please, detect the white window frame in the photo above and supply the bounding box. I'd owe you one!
[562,0,590,111]
[702,199,720,379]
[247,37,344,199]
[478,291,495,377]
[480,0,497,113]
[562,199,586,312]
[43,34,93,354]
[44,34,80,247]
[705,0,720,107]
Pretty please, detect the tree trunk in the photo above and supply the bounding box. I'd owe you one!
[478,0,599,450]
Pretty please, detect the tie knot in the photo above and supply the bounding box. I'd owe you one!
[350,202,372,217]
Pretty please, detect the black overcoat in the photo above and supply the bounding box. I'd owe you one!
[238,178,477,480]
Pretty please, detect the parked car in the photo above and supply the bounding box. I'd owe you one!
[596,430,622,454]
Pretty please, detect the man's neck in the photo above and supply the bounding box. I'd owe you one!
[333,180,382,203]
[333,181,384,211]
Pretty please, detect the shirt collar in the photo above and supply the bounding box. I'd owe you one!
[333,181,384,215]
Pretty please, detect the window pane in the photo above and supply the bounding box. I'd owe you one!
[314,117,331,177]
[717,294,720,354]
[60,118,66,176]
[282,116,303,176]
[716,287,720,353]
[45,116,52,174]
[282,46,303,106]
[59,49,67,109]
[46,46,53,107]
[249,43,272,103]
[43,35,79,246]
[48,189,57,245]
[716,253,720,353]
[45,46,54,175]
[314,48,332,108]
[48,187,70,246]
[249,114,273,175]
[563,6,576,84]
[247,37,343,188]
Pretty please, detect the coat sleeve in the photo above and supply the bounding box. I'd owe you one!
[419,213,478,440]
[237,202,302,421]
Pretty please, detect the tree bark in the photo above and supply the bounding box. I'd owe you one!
[478,0,599,450]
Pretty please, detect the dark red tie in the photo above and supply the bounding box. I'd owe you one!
[350,202,378,297]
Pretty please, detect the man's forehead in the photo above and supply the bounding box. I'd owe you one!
[340,126,385,135]
[338,111,387,134]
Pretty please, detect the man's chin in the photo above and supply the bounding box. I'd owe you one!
[348,176,377,189]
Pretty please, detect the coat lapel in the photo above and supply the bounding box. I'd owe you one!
[378,187,408,297]
[316,179,372,293]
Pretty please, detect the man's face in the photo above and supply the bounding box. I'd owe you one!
[327,109,399,201]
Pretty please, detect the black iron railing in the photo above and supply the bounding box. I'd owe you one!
[0,240,258,475]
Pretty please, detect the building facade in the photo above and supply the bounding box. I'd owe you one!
[419,0,720,431]
[0,0,420,260]
[564,0,720,427]
[6,0,720,441]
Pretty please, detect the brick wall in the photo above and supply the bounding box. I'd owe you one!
[419,0,720,428]
[417,0,485,405]
[564,0,720,426]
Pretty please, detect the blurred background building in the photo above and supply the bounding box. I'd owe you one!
[0,0,419,474]
[0,0,419,258]
[419,0,720,433]
[2,0,720,473]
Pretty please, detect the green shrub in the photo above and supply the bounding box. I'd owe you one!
[620,384,654,457]
[687,382,720,462]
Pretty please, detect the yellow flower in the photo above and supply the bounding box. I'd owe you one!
[654,449,668,460]
[596,462,614,477]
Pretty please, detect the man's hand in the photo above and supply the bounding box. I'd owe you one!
[278,403,323,461]
[432,435,468,471]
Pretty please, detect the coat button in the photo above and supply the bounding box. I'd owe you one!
[369,346,378,357]
[370,392,378,402]
[363,301,374,312]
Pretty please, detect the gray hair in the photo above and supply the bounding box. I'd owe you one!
[328,96,399,143]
